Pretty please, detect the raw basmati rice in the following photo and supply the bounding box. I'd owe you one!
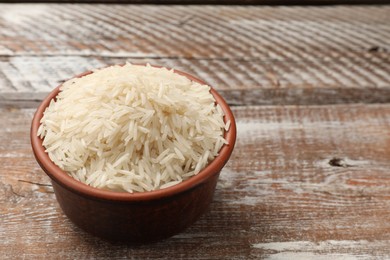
[38,63,228,193]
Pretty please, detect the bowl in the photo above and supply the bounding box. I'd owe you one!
[30,65,236,242]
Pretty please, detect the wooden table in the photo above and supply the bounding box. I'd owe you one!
[1,4,390,259]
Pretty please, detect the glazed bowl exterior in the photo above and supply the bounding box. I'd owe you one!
[30,65,236,242]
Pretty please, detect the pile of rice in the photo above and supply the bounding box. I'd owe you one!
[38,63,229,192]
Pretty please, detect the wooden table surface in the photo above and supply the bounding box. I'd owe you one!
[1,4,390,259]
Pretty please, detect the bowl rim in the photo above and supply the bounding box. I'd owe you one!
[30,64,236,202]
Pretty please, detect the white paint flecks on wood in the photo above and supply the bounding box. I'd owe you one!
[1,55,390,107]
[1,3,390,259]
[0,5,390,107]
[253,240,390,259]
[1,105,390,258]
[254,240,368,250]
[2,5,49,26]
[0,56,104,92]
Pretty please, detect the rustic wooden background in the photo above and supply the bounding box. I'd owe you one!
[2,0,390,4]
[1,4,390,259]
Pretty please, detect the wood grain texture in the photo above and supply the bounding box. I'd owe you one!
[1,5,390,107]
[0,0,389,4]
[1,105,390,258]
[2,3,390,258]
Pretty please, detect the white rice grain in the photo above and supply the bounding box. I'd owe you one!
[38,63,228,192]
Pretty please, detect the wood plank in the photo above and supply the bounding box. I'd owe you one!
[1,55,390,108]
[0,5,390,107]
[1,5,389,58]
[1,104,390,258]
[1,0,389,4]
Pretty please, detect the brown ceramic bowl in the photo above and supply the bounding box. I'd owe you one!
[30,65,236,243]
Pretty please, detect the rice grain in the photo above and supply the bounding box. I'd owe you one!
[39,63,228,192]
